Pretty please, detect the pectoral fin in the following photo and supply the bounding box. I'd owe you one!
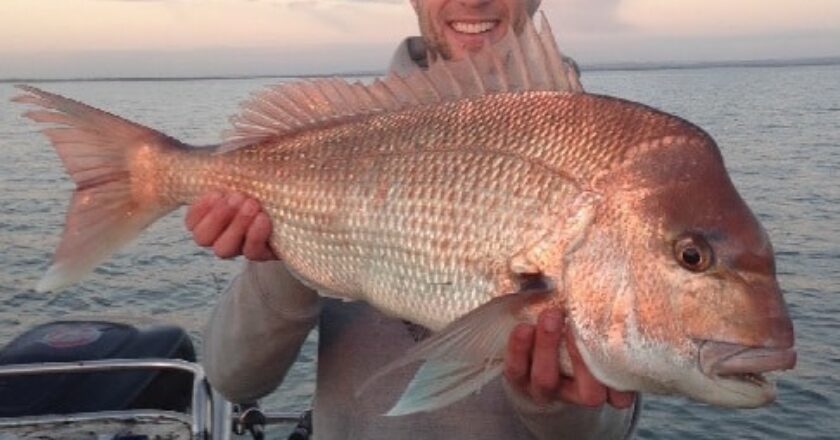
[358,282,554,416]
[386,361,504,416]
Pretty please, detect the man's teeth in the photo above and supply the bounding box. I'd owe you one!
[451,21,496,35]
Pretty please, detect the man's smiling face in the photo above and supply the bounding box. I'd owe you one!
[412,0,539,61]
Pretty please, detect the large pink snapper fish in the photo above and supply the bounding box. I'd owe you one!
[15,15,794,415]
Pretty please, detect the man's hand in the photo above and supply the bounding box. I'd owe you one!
[185,192,278,261]
[504,308,636,409]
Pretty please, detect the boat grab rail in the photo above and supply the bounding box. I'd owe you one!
[0,358,220,439]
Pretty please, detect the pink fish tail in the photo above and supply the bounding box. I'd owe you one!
[13,85,185,292]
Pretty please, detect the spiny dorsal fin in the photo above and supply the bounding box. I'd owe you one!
[220,12,583,152]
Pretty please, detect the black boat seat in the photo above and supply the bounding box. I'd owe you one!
[0,320,196,417]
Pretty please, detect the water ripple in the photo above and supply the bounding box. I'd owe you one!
[2,66,839,439]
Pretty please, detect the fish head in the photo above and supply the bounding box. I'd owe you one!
[569,129,796,408]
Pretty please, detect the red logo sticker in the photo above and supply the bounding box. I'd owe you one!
[42,325,103,349]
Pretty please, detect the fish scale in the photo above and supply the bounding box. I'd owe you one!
[136,92,695,331]
[252,129,583,329]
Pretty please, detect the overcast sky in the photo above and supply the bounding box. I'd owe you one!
[1,0,839,79]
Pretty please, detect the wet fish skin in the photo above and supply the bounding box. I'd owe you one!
[12,15,795,415]
[139,92,608,330]
[563,129,794,406]
[16,86,794,413]
[129,91,715,331]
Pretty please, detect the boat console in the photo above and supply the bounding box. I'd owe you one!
[0,321,196,417]
[0,320,308,440]
[0,321,232,439]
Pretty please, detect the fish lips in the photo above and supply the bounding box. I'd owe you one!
[699,340,797,379]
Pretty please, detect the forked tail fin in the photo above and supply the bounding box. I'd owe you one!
[13,85,185,292]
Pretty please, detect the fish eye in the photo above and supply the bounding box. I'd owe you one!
[674,234,713,272]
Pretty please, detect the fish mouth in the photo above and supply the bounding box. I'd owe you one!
[699,341,796,388]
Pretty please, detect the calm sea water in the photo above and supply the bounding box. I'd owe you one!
[1,64,838,439]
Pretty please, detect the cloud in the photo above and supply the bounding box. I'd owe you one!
[542,0,629,33]
[324,0,404,3]
[0,44,398,79]
[0,0,415,53]
[250,0,405,5]
[537,0,840,63]
[100,0,405,3]
[2,0,838,78]
[617,0,840,36]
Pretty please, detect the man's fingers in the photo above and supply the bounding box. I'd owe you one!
[529,309,563,403]
[558,332,607,407]
[607,389,636,409]
[185,192,222,231]
[213,198,260,258]
[504,324,535,390]
[503,308,633,411]
[186,192,277,261]
[192,193,242,248]
[243,212,278,261]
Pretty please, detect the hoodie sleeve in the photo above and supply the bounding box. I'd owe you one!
[202,261,321,403]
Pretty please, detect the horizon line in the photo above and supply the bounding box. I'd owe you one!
[2,56,838,84]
